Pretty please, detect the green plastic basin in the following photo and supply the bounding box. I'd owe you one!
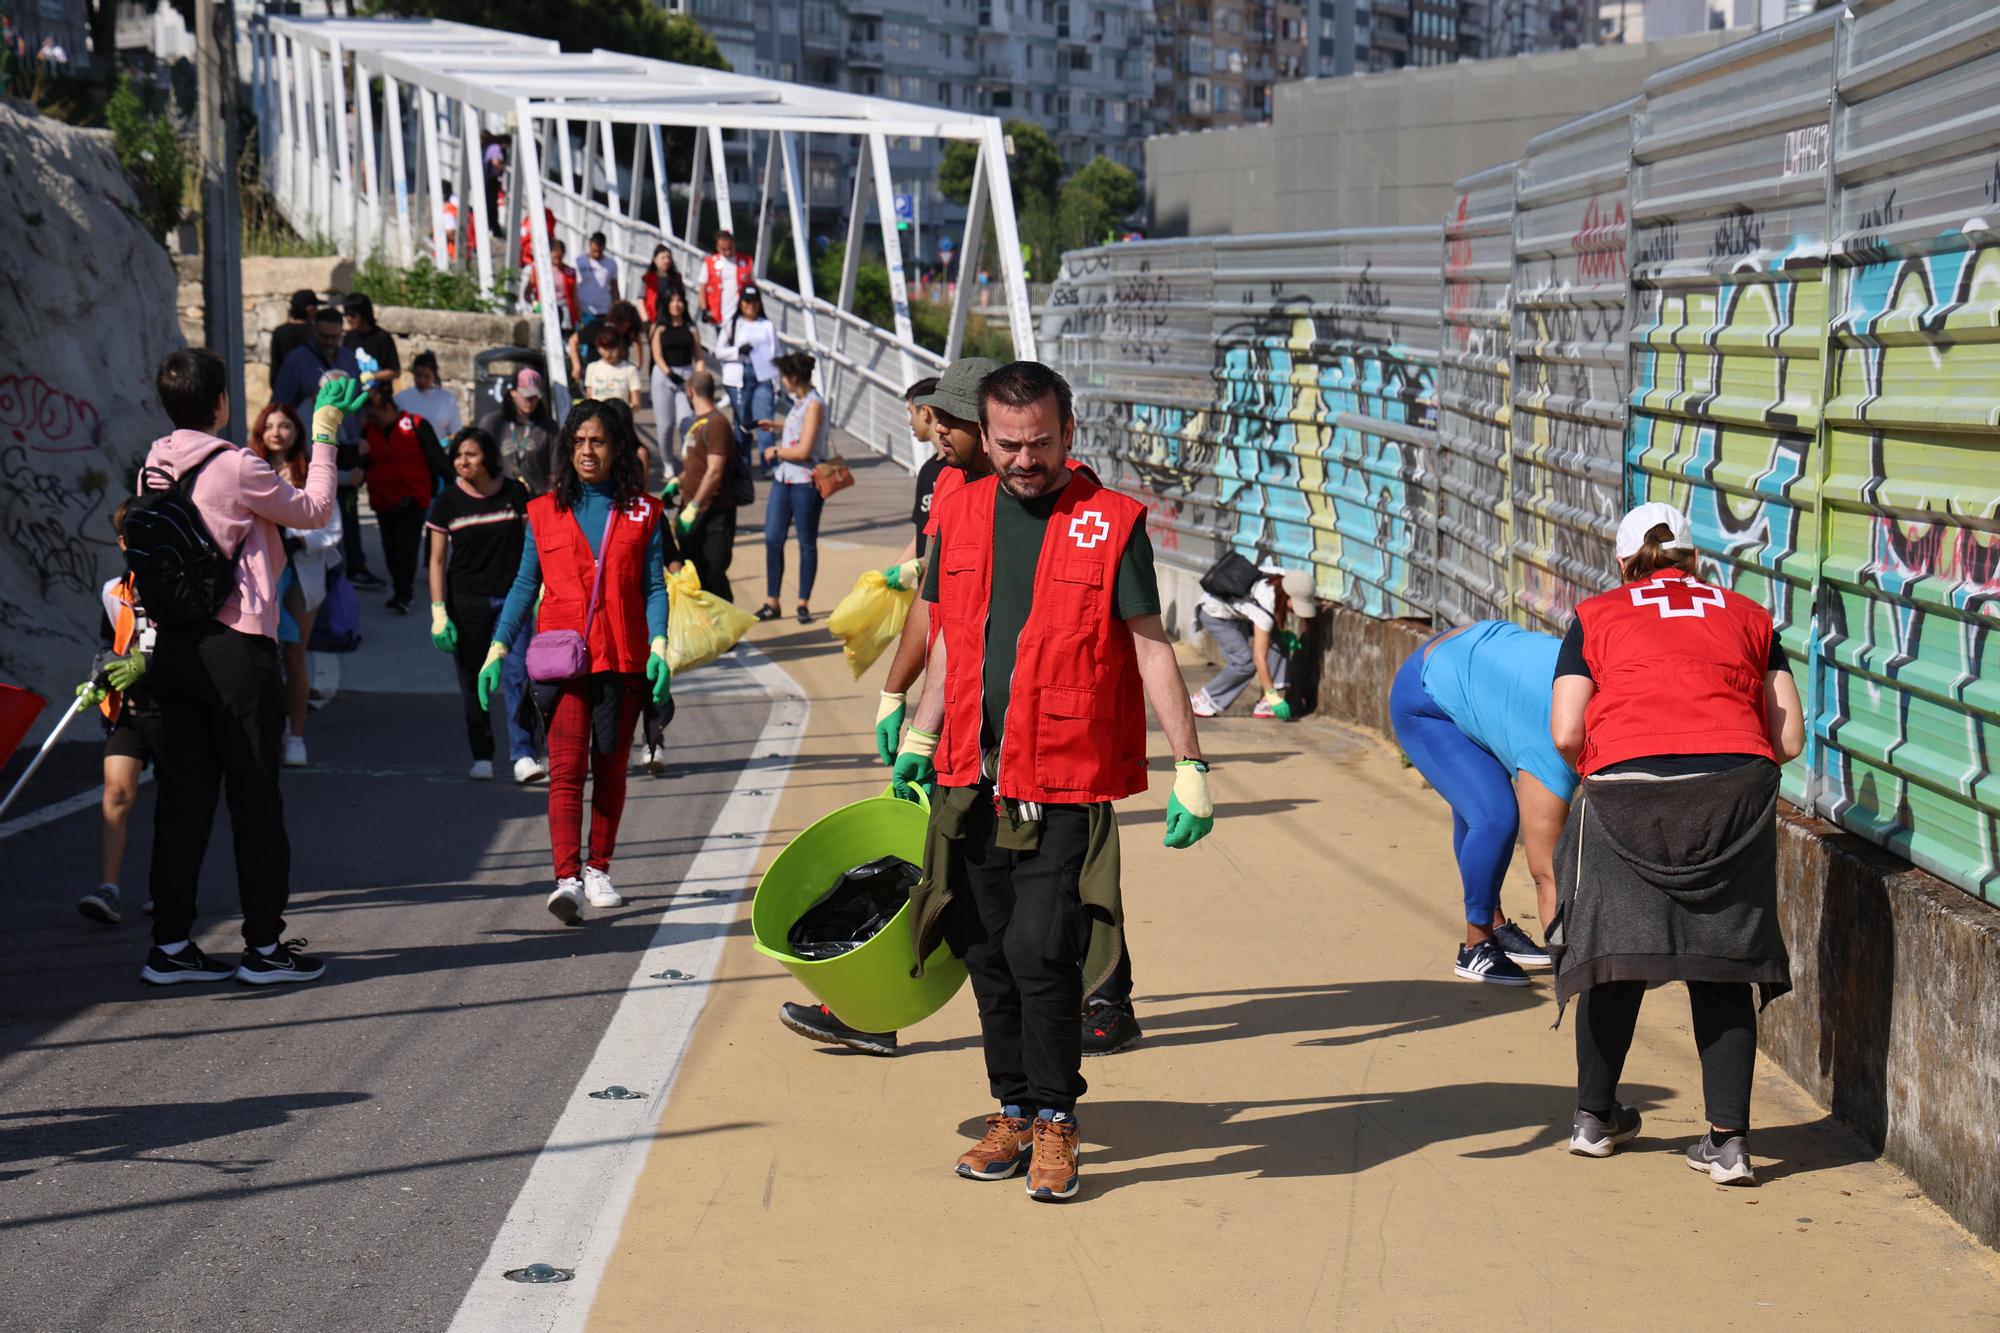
[751,787,966,1033]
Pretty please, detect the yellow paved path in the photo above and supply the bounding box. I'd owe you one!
[589,463,2000,1330]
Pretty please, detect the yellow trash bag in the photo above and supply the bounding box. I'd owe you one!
[667,564,759,673]
[826,569,916,679]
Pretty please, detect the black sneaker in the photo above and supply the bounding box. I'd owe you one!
[235,938,326,985]
[1569,1104,1643,1157]
[1081,999,1142,1056]
[754,605,783,622]
[1490,920,1551,969]
[1686,1132,1756,1184]
[386,597,411,616]
[777,1001,896,1056]
[140,941,237,985]
[79,884,122,925]
[349,569,387,590]
[1454,939,1531,987]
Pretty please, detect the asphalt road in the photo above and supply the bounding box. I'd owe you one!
[0,662,775,1331]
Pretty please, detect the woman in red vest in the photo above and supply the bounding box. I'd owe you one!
[477,400,672,925]
[1549,502,1804,1186]
[358,384,448,615]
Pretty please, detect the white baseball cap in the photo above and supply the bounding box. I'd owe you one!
[1280,569,1320,617]
[1615,502,1693,561]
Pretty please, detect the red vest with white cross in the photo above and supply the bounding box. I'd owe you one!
[527,491,660,674]
[1572,569,1777,776]
[932,470,1150,803]
[364,413,434,513]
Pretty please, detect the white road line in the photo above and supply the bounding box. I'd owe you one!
[444,644,808,1333]
[0,773,150,843]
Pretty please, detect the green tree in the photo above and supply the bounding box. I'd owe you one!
[1066,155,1140,220]
[939,119,1061,211]
[365,0,727,68]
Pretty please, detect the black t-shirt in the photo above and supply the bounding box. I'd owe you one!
[425,477,530,598]
[924,480,1160,748]
[911,456,947,544]
[343,325,401,381]
[1555,612,1791,776]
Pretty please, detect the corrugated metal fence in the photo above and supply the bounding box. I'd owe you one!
[1043,0,2000,906]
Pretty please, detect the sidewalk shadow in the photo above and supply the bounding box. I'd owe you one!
[1131,980,1549,1051]
[0,1091,371,1181]
[1738,1113,1881,1184]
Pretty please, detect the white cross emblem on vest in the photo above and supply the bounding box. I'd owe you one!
[1630,577,1725,619]
[1069,510,1111,550]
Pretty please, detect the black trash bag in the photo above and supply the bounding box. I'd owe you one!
[787,856,922,960]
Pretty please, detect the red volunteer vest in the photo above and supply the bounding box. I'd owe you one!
[933,471,1149,803]
[364,414,433,512]
[1573,570,1778,776]
[527,491,660,674]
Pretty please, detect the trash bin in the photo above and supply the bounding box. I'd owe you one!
[473,346,548,423]
[751,787,966,1033]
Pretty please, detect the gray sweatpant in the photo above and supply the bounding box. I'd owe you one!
[1196,607,1288,710]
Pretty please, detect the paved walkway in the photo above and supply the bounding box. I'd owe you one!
[587,460,2000,1329]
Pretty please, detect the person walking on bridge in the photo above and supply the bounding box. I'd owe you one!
[479,400,673,925]
[1388,619,1576,987]
[1549,502,1803,1184]
[894,360,1214,1202]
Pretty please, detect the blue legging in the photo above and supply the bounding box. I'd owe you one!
[764,480,824,602]
[1388,646,1518,926]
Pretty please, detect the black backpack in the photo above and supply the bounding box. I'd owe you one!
[1200,550,1262,601]
[123,444,245,627]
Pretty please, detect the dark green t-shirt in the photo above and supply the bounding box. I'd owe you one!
[924,481,1160,748]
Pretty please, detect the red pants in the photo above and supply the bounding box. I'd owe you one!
[545,680,643,880]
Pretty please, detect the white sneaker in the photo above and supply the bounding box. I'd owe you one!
[1189,692,1219,719]
[282,734,308,767]
[547,877,583,925]
[514,755,547,784]
[583,865,623,908]
[469,759,494,781]
[642,743,667,775]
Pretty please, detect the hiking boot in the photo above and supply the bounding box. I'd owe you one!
[955,1110,1033,1181]
[547,877,584,925]
[1569,1104,1642,1158]
[1081,999,1141,1056]
[1454,939,1531,987]
[1026,1110,1081,1201]
[1686,1132,1756,1185]
[1491,920,1550,969]
[78,883,122,926]
[778,1001,897,1056]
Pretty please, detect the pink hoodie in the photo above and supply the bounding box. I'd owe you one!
[141,429,339,640]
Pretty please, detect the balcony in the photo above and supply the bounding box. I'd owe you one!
[979,59,1015,84]
[846,37,884,68]
[1374,0,1409,14]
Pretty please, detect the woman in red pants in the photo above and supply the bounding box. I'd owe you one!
[479,399,672,924]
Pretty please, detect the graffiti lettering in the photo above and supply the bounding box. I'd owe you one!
[0,373,104,453]
[1445,194,1474,275]
[1710,207,1763,261]
[1985,158,2000,207]
[1852,189,1903,254]
[1109,260,1174,365]
[1632,222,1678,273]
[1783,123,1829,180]
[1571,196,1627,281]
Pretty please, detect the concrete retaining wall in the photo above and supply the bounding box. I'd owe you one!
[1293,600,2000,1250]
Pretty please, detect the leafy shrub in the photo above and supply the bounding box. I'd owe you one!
[105,77,188,243]
[351,255,515,314]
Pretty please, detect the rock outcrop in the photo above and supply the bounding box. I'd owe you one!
[0,99,184,738]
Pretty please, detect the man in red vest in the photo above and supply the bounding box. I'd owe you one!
[359,384,449,615]
[894,360,1213,1203]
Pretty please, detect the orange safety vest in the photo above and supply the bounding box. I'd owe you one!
[101,574,140,721]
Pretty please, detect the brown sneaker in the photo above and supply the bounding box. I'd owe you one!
[1026,1112,1081,1201]
[955,1112,1033,1181]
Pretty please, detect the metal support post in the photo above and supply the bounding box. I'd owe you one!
[866,132,917,391]
[945,140,988,361]
[706,124,734,234]
[464,101,495,302]
[648,126,674,242]
[980,119,1037,359]
[195,0,244,444]
[516,102,569,410]
[355,59,380,260]
[837,141,869,315]
[307,45,331,241]
[752,130,777,280]
[684,124,708,244]
[779,130,818,346]
[384,73,412,264]
[419,87,449,265]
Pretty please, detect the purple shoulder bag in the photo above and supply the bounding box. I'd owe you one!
[524,505,620,683]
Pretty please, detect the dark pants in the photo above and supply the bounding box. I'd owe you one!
[447,593,533,762]
[377,501,426,605]
[945,796,1092,1116]
[685,505,736,604]
[763,481,823,603]
[337,485,372,576]
[147,621,290,948]
[1576,980,1757,1135]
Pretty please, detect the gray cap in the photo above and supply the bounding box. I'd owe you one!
[913,356,1002,424]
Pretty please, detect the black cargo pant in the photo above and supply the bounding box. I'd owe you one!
[944,796,1094,1117]
[147,621,290,949]
[684,505,736,604]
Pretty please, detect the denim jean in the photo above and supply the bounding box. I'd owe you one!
[763,481,824,602]
[729,373,775,471]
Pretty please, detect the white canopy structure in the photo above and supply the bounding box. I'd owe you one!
[250,15,1035,459]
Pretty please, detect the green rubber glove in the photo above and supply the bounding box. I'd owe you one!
[105,653,147,692]
[891,727,938,801]
[882,558,923,593]
[476,642,507,710]
[661,476,682,503]
[430,601,457,653]
[1261,689,1293,722]
[1275,630,1303,657]
[675,503,700,536]
[310,374,369,444]
[76,679,107,709]
[646,635,673,704]
[1163,759,1214,849]
[875,690,906,767]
